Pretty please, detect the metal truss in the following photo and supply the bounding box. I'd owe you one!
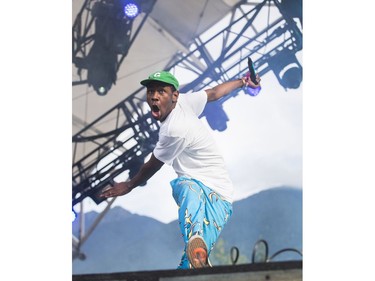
[72,0,302,259]
[72,0,156,88]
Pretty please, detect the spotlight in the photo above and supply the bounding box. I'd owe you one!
[123,1,141,19]
[86,40,118,96]
[92,1,133,55]
[202,102,229,132]
[268,50,302,91]
[279,63,302,89]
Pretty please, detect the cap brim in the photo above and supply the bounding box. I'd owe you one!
[140,78,175,88]
[140,79,152,87]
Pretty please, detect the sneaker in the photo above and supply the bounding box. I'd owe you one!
[187,234,210,268]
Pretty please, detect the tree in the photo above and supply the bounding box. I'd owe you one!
[210,238,249,266]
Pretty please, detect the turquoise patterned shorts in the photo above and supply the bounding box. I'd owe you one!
[170,176,233,269]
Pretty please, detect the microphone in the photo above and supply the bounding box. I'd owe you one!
[244,57,261,97]
[248,57,258,85]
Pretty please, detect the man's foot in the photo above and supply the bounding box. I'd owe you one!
[187,235,210,268]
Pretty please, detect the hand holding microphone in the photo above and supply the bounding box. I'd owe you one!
[243,57,262,96]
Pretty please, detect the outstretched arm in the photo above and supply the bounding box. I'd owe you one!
[100,153,164,198]
[205,74,261,102]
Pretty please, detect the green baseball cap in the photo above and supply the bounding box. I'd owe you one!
[140,71,179,90]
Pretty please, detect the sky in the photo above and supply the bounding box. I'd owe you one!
[2,2,375,281]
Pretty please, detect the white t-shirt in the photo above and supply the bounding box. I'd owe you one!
[153,90,234,203]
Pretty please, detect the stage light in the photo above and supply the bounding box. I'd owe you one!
[268,50,302,91]
[92,1,133,55]
[76,0,156,96]
[279,63,302,89]
[86,40,118,96]
[123,1,140,19]
[202,102,229,132]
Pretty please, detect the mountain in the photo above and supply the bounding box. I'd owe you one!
[72,186,302,274]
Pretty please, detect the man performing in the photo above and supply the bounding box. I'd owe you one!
[101,69,261,269]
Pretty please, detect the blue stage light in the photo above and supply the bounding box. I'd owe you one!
[123,1,140,19]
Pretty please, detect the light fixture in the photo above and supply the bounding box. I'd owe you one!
[75,0,156,96]
[92,1,133,55]
[279,62,302,89]
[123,1,141,19]
[268,50,302,91]
[86,40,118,96]
[202,102,229,132]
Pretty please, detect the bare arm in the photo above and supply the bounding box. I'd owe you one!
[100,153,164,198]
[205,75,261,102]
